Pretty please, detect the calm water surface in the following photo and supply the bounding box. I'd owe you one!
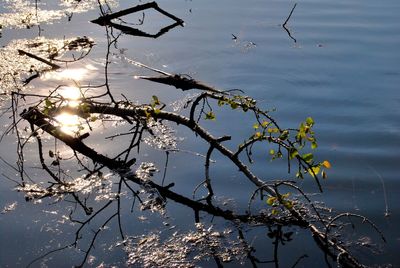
[1,0,399,267]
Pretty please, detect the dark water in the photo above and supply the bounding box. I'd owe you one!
[1,0,400,267]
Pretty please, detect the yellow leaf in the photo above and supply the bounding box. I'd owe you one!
[266,197,276,206]
[308,166,320,178]
[254,132,262,139]
[261,121,269,128]
[322,160,332,169]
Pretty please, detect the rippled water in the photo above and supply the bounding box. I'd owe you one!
[1,0,400,267]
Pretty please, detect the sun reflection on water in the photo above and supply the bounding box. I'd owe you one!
[59,86,81,107]
[55,112,82,135]
[42,68,90,81]
[54,86,84,135]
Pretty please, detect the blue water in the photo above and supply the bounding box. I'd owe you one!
[1,0,400,266]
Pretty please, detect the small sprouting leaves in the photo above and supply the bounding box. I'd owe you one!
[311,141,318,149]
[89,115,98,122]
[279,130,289,140]
[205,111,216,120]
[261,121,269,128]
[320,160,331,179]
[215,95,256,113]
[302,153,314,163]
[254,131,262,139]
[151,95,160,107]
[267,127,279,134]
[307,166,320,178]
[146,95,164,119]
[296,117,317,149]
[230,102,239,109]
[79,102,91,118]
[266,196,276,206]
[305,117,314,126]
[289,148,298,159]
[266,193,294,214]
[45,98,53,108]
[43,98,55,115]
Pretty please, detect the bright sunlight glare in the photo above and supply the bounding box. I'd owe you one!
[55,112,82,135]
[42,68,89,81]
[59,86,81,107]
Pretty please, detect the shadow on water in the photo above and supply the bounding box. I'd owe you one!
[0,1,396,267]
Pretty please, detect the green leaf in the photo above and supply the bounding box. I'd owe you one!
[302,153,314,163]
[281,193,290,199]
[266,196,276,206]
[230,102,238,109]
[89,116,98,122]
[45,99,52,108]
[283,201,293,209]
[253,123,259,129]
[279,130,289,140]
[311,142,318,149]
[80,103,90,113]
[289,149,299,159]
[306,117,314,126]
[269,149,275,155]
[152,95,160,106]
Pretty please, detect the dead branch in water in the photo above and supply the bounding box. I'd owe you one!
[282,3,298,43]
[17,49,60,70]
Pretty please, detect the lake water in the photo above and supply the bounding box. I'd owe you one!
[1,0,399,267]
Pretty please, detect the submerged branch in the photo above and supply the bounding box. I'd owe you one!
[17,49,60,70]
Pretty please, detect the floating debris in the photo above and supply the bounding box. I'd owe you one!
[143,120,177,150]
[135,162,159,182]
[124,223,250,267]
[0,0,117,29]
[1,201,18,214]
